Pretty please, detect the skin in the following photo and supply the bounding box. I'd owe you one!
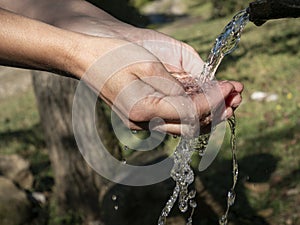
[0,0,243,135]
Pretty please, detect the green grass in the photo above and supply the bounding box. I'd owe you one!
[0,87,51,192]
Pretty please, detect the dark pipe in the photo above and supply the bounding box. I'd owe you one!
[248,0,300,26]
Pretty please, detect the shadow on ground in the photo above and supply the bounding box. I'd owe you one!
[97,152,278,225]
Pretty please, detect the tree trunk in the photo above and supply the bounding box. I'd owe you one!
[32,72,121,224]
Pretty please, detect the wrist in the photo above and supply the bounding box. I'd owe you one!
[70,35,130,80]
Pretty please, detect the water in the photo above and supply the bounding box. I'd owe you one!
[199,9,250,82]
[158,9,249,225]
[111,195,117,201]
[112,194,119,211]
[219,116,238,225]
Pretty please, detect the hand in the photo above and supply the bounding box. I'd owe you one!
[70,30,243,135]
[0,0,243,135]
[49,2,243,135]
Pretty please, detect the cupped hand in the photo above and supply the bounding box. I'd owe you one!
[74,36,243,135]
[55,11,243,135]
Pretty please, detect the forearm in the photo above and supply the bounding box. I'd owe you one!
[0,0,134,38]
[0,0,115,21]
[0,7,87,77]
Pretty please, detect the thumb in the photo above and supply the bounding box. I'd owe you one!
[192,81,234,122]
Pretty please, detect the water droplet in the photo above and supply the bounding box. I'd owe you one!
[233,167,239,177]
[131,130,138,134]
[158,216,166,225]
[173,135,178,139]
[227,190,236,206]
[186,220,193,225]
[124,145,129,151]
[111,195,117,201]
[219,215,228,225]
[188,190,196,199]
[198,149,205,156]
[122,159,127,164]
[189,200,197,208]
[114,205,119,210]
[179,201,188,212]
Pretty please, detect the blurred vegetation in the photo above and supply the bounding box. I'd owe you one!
[87,0,149,26]
[130,0,155,9]
[0,1,299,225]
[0,88,50,191]
[211,0,249,18]
[130,0,250,18]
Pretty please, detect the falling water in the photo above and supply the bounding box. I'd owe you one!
[158,9,249,225]
[219,115,238,225]
[200,8,250,82]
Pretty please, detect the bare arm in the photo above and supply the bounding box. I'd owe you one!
[0,7,81,76]
[0,5,133,79]
[0,0,133,38]
[0,0,117,21]
[0,0,243,134]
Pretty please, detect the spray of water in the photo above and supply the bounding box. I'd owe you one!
[158,8,249,225]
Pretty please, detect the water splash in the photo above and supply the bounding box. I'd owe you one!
[158,9,249,225]
[218,115,238,225]
[112,194,119,211]
[111,195,117,201]
[200,9,250,82]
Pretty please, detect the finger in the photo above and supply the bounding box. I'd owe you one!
[129,94,199,123]
[112,78,239,134]
[83,41,186,98]
[227,81,244,93]
[134,35,187,72]
[151,123,190,136]
[219,81,243,108]
[224,107,234,119]
[233,82,244,93]
[162,42,205,78]
[191,81,238,124]
[225,92,242,108]
[111,104,196,136]
[134,35,205,77]
[133,62,186,96]
[112,92,214,136]
[180,42,205,77]
[194,81,234,114]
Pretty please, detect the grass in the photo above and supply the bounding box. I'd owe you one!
[0,85,51,192]
[0,2,299,225]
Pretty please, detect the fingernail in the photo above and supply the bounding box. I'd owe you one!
[221,109,228,120]
[231,103,239,108]
[220,80,229,85]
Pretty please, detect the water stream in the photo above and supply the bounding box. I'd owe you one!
[158,9,249,225]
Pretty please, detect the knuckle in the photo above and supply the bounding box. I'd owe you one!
[128,107,149,122]
[140,62,163,75]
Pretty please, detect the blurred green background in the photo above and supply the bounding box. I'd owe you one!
[0,0,299,224]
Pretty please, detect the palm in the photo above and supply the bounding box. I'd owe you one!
[56,14,204,79]
[127,29,205,78]
[53,11,243,134]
